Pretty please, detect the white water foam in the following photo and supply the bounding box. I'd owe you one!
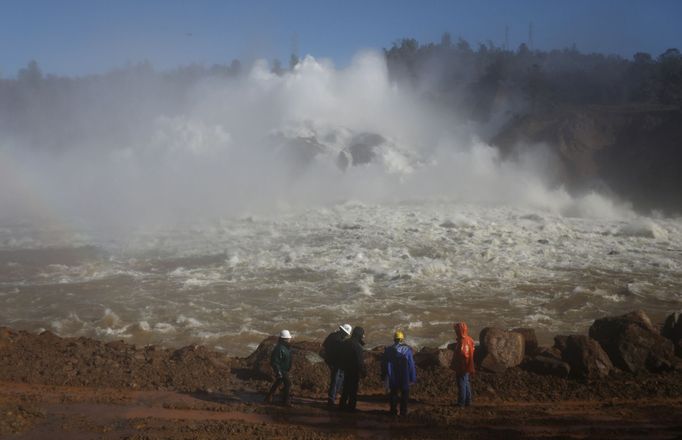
[1,53,681,355]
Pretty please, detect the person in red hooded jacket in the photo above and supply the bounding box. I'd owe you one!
[450,322,475,407]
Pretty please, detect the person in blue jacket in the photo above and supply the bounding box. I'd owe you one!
[381,330,416,416]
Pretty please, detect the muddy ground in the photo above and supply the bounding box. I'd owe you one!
[1,328,681,439]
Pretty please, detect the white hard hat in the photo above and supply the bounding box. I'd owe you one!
[279,329,292,339]
[339,324,352,335]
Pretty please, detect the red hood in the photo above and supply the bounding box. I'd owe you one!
[454,322,469,339]
[451,321,475,374]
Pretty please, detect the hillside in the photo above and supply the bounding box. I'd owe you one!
[492,105,682,213]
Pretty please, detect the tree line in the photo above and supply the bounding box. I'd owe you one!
[384,34,682,121]
[2,35,681,149]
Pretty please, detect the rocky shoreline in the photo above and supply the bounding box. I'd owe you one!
[1,309,682,439]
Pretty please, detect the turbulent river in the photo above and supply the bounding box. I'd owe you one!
[2,55,682,355]
[1,200,680,356]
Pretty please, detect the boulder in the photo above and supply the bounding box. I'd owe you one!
[536,345,563,361]
[560,335,613,379]
[662,312,682,357]
[512,328,539,355]
[624,310,657,332]
[347,132,384,165]
[244,337,328,390]
[522,355,571,378]
[244,336,282,380]
[478,327,524,373]
[348,142,376,165]
[414,346,454,369]
[589,310,677,373]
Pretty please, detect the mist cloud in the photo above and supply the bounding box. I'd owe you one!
[0,51,633,236]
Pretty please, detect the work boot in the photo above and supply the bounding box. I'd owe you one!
[282,398,293,407]
[327,398,335,407]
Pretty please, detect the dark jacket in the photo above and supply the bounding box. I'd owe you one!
[270,340,292,376]
[382,342,417,389]
[340,328,366,377]
[321,329,347,367]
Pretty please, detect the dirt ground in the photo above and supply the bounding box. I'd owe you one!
[2,381,682,439]
[1,327,682,439]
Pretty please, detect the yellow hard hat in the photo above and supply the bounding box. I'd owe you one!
[393,330,405,341]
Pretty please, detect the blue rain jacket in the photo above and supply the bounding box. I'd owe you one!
[382,342,416,390]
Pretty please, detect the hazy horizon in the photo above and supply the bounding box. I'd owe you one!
[2,0,682,77]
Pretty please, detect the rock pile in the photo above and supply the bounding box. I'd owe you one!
[523,310,681,379]
[414,346,453,370]
[241,310,681,385]
[512,328,539,354]
[368,310,681,382]
[522,349,571,378]
[242,336,385,392]
[559,335,613,379]
[1,309,680,398]
[0,327,234,392]
[589,310,678,373]
[242,336,328,392]
[662,312,682,357]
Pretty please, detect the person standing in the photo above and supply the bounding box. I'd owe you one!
[321,323,352,407]
[265,330,293,406]
[339,326,366,412]
[450,322,475,407]
[381,330,416,416]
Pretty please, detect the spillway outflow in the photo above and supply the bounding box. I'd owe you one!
[1,53,680,354]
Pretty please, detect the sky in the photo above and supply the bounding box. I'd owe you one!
[1,0,681,77]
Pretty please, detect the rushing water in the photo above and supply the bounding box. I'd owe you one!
[2,54,681,355]
[1,200,680,356]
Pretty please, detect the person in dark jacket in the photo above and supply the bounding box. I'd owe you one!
[265,330,293,406]
[321,323,352,406]
[339,326,366,412]
[381,330,416,416]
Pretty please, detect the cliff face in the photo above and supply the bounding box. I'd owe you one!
[492,106,682,214]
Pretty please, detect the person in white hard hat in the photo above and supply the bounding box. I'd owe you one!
[320,324,352,407]
[265,329,293,406]
[339,326,366,412]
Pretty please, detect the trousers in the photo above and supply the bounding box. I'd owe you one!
[328,366,344,402]
[339,371,359,411]
[389,387,409,415]
[268,372,291,403]
[457,373,472,407]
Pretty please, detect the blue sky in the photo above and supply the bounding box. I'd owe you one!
[2,0,681,76]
